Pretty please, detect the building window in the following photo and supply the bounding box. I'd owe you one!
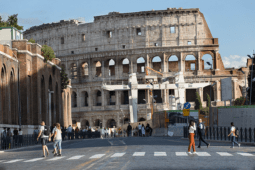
[122,45,126,49]
[107,31,112,38]
[188,41,191,45]
[95,48,98,51]
[82,34,85,41]
[71,51,74,54]
[136,28,141,35]
[44,40,47,45]
[154,43,158,47]
[61,37,64,44]
[170,27,175,33]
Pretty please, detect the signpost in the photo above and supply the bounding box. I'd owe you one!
[183,102,191,125]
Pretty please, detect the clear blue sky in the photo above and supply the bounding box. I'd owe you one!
[1,0,254,68]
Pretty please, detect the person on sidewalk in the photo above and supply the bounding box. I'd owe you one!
[13,128,18,146]
[145,124,151,137]
[228,122,240,148]
[138,123,142,137]
[67,125,72,140]
[51,123,57,154]
[53,123,62,156]
[188,120,197,154]
[197,119,210,148]
[2,127,7,149]
[18,128,23,146]
[37,121,50,157]
[127,123,132,137]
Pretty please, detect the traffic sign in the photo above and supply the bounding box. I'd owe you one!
[183,109,190,116]
[184,102,191,109]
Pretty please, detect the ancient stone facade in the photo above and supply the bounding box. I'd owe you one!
[0,39,72,132]
[24,8,249,129]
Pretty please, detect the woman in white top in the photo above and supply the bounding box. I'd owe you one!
[142,124,145,137]
[227,122,240,148]
[53,123,62,156]
[188,120,197,154]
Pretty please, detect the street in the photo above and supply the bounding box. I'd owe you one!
[0,137,254,170]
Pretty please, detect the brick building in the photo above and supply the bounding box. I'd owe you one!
[0,39,72,134]
[23,8,250,129]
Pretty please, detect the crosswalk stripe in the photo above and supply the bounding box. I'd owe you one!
[196,152,211,156]
[154,152,167,156]
[216,152,233,156]
[67,155,85,160]
[89,154,105,159]
[4,159,23,163]
[24,158,45,162]
[237,153,254,156]
[111,153,126,157]
[133,152,145,156]
[176,152,188,156]
[47,156,65,161]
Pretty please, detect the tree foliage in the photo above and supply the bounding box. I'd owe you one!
[0,14,23,30]
[28,38,35,43]
[41,45,55,62]
[61,67,69,91]
[206,93,211,108]
[195,91,202,110]
[233,96,246,106]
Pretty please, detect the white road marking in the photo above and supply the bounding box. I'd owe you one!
[67,155,85,160]
[237,153,254,156]
[4,159,23,163]
[196,152,211,156]
[176,152,188,156]
[120,140,126,145]
[89,154,105,159]
[216,152,233,156]
[154,152,167,156]
[24,158,44,162]
[111,153,126,157]
[47,156,65,161]
[133,152,145,156]
[108,140,114,145]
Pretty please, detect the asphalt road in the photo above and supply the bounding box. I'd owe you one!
[0,137,255,170]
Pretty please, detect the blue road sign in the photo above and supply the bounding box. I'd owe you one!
[184,102,191,109]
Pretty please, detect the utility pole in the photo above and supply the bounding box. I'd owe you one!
[248,52,255,105]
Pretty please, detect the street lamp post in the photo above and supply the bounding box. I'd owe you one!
[206,62,212,126]
[248,53,255,105]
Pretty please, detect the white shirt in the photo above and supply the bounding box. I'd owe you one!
[40,126,48,138]
[138,125,142,130]
[189,124,196,133]
[199,123,204,130]
[55,129,62,140]
[230,126,235,136]
[52,126,56,134]
[18,131,23,135]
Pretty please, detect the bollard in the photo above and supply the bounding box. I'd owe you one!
[240,127,243,142]
[213,127,215,140]
[206,127,209,139]
[236,127,239,142]
[245,128,247,142]
[224,127,226,141]
[249,128,252,142]
[227,127,230,141]
[220,127,222,140]
[217,127,219,140]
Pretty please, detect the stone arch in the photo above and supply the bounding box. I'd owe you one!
[94,61,102,77]
[124,118,130,124]
[81,119,89,129]
[184,55,196,72]
[122,58,130,74]
[94,119,101,127]
[137,57,145,73]
[94,90,102,106]
[71,91,77,107]
[41,75,46,124]
[70,63,77,79]
[10,68,16,124]
[202,54,213,70]
[106,119,116,128]
[108,59,115,76]
[81,91,88,107]
[203,85,214,104]
[152,56,162,72]
[168,55,179,72]
[81,62,89,77]
[138,117,146,122]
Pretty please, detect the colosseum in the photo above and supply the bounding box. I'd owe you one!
[24,8,250,129]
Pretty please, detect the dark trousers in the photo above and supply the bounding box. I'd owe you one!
[198,133,208,147]
[139,130,141,136]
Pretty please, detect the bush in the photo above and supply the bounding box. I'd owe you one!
[41,45,55,62]
[233,96,246,106]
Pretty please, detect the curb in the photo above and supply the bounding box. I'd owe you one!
[181,137,255,146]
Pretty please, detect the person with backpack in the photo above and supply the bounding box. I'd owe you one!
[145,124,150,137]
[188,120,197,154]
[127,123,132,137]
[228,122,240,148]
[37,121,50,157]
[6,128,12,149]
[197,119,210,148]
[53,123,62,156]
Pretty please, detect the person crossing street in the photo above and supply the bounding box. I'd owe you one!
[197,119,210,148]
[37,121,50,157]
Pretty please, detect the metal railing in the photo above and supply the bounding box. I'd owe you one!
[0,131,101,150]
[183,126,255,143]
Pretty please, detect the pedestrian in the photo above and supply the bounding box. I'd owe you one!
[138,123,142,137]
[104,128,107,138]
[145,124,151,137]
[13,128,18,146]
[18,128,23,146]
[197,119,210,148]
[6,128,12,149]
[188,120,197,154]
[1,127,7,149]
[228,122,240,148]
[141,124,145,137]
[75,127,79,139]
[53,123,62,156]
[37,121,50,157]
[67,125,72,140]
[51,124,57,154]
[127,123,132,137]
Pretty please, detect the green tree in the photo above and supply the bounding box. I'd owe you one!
[61,67,69,91]
[41,45,55,62]
[0,14,23,30]
[233,96,246,106]
[195,91,202,110]
[28,38,35,43]
[206,93,211,108]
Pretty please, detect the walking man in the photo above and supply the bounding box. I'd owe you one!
[138,123,142,137]
[37,121,50,157]
[197,119,210,148]
[228,122,240,148]
[127,123,132,137]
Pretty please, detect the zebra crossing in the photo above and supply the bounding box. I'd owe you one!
[1,152,254,164]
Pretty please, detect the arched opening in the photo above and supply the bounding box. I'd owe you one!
[81,91,88,107]
[121,90,129,105]
[95,90,102,106]
[81,62,89,76]
[153,90,162,103]
[41,75,46,123]
[71,91,77,107]
[1,66,7,124]
[185,55,196,72]
[94,119,101,127]
[81,119,89,129]
[95,61,102,77]
[124,118,130,124]
[152,56,162,72]
[55,82,59,123]
[49,76,54,125]
[203,85,214,104]
[168,55,178,72]
[106,91,116,105]
[109,59,115,76]
[107,119,116,128]
[139,118,146,122]
[70,63,77,79]
[137,57,145,73]
[122,58,129,74]
[202,54,213,70]
[138,90,146,104]
[10,69,16,124]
